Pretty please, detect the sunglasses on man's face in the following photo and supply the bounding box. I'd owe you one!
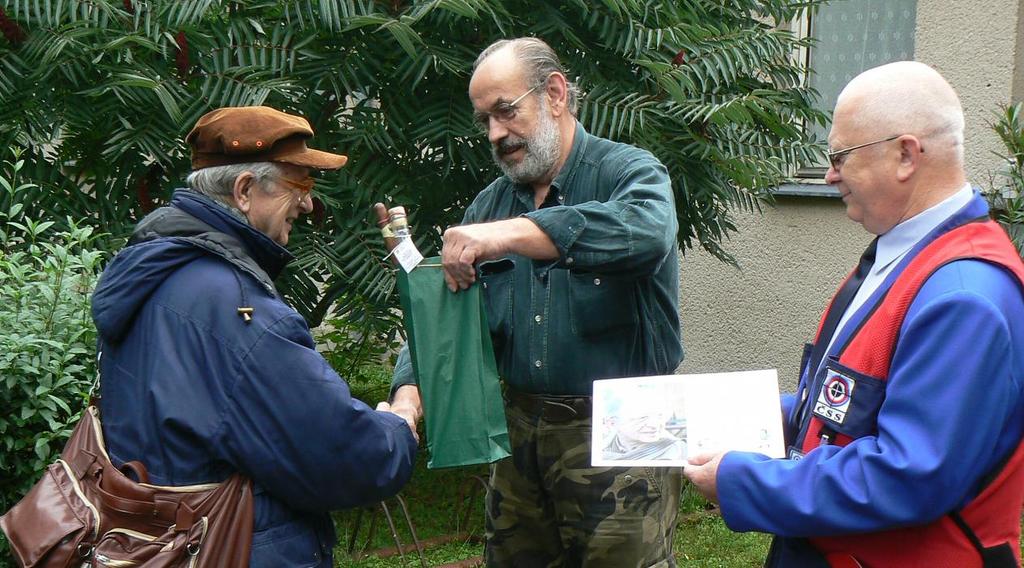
[273,175,316,195]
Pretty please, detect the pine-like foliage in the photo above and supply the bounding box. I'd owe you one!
[988,102,1024,256]
[0,0,827,352]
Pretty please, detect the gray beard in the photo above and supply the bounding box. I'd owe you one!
[492,104,561,185]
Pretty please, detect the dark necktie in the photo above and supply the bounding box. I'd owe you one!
[798,238,878,421]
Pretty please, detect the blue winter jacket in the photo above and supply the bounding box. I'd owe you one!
[91,190,417,567]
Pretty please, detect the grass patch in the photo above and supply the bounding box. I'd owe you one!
[675,484,770,567]
[336,540,483,568]
[675,511,769,567]
[333,444,490,567]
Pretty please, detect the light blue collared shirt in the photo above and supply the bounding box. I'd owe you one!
[826,184,974,353]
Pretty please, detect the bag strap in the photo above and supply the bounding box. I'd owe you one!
[118,460,149,483]
[948,511,1018,567]
[87,343,102,407]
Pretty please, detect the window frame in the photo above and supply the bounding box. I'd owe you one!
[793,11,830,183]
[783,3,919,196]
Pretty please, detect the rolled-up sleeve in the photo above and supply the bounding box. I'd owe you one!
[389,344,416,397]
[525,154,677,278]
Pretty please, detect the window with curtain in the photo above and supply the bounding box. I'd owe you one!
[799,1,917,176]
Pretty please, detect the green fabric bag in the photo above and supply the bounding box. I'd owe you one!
[396,256,511,469]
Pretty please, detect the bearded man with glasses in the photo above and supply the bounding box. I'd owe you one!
[388,37,684,567]
[91,106,418,567]
[685,62,1024,567]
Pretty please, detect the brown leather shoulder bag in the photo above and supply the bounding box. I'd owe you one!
[1,406,254,567]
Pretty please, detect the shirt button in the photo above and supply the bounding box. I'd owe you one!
[482,282,488,289]
[534,360,543,368]
[534,315,542,324]
[593,278,601,285]
[566,257,574,265]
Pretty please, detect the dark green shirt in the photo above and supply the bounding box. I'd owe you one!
[395,122,682,395]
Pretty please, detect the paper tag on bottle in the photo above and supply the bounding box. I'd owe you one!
[393,238,424,273]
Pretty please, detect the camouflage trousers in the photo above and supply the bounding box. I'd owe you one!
[485,394,682,568]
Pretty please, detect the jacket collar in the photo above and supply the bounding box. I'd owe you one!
[130,189,293,288]
[170,190,293,279]
[550,121,588,193]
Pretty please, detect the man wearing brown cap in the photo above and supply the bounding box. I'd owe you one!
[91,106,418,567]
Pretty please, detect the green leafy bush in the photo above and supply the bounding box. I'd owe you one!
[1,0,827,334]
[0,155,107,517]
[317,311,402,405]
[987,102,1024,255]
[1,0,832,392]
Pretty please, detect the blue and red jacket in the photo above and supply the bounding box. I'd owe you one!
[801,217,1024,567]
[717,194,1024,568]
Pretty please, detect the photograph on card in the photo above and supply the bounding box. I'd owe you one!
[591,370,786,467]
[595,377,688,466]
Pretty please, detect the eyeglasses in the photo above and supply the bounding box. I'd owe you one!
[472,83,541,135]
[272,175,316,196]
[826,135,902,170]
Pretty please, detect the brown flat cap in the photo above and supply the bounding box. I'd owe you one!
[187,106,348,170]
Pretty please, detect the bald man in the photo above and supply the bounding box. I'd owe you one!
[684,61,1024,566]
[390,37,683,566]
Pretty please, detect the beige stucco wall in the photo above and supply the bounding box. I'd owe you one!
[1015,1,1024,101]
[677,199,867,389]
[916,0,1022,182]
[678,0,1024,393]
